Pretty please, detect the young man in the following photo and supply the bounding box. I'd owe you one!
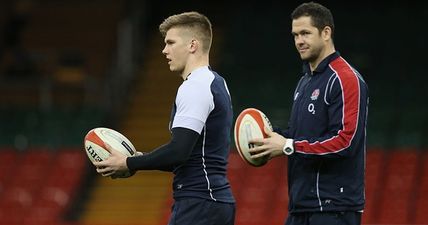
[94,12,235,225]
[249,2,369,225]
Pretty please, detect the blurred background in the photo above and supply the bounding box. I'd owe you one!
[0,0,427,224]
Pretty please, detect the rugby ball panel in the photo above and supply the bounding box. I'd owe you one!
[234,108,273,167]
[85,129,108,151]
[95,128,136,156]
[234,114,265,166]
[84,127,136,164]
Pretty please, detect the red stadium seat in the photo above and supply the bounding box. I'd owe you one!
[46,149,87,193]
[275,177,289,205]
[9,148,53,188]
[235,205,269,225]
[228,152,246,170]
[267,163,289,224]
[233,156,288,225]
[269,203,288,225]
[362,148,385,223]
[24,194,67,224]
[0,187,33,206]
[227,152,248,191]
[0,207,24,225]
[22,206,62,225]
[0,149,19,184]
[0,148,87,225]
[377,150,419,224]
[414,152,428,224]
[20,148,53,165]
[0,148,18,163]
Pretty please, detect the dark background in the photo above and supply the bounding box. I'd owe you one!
[0,1,427,224]
[139,0,428,149]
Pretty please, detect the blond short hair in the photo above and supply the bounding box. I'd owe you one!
[159,11,212,53]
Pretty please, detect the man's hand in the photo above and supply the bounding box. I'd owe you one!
[135,151,144,156]
[248,126,287,160]
[93,143,130,177]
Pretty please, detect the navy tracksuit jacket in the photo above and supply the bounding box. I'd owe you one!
[282,52,369,213]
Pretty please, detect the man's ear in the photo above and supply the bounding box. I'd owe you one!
[189,39,198,53]
[322,26,332,41]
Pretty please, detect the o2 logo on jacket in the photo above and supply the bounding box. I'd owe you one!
[307,89,319,115]
[308,103,315,114]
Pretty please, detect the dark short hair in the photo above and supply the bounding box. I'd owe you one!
[159,11,212,53]
[291,2,335,38]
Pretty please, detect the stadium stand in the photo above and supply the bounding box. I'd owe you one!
[0,148,86,225]
[0,0,120,224]
[376,150,419,224]
[367,150,419,224]
[227,148,427,225]
[361,148,385,224]
[0,1,426,225]
[415,152,428,224]
[230,156,288,225]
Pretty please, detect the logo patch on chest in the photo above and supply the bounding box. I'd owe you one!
[310,89,320,101]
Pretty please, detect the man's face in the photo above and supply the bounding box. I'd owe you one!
[162,27,191,73]
[291,16,324,63]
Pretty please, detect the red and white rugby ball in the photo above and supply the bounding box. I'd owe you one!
[234,108,273,167]
[84,127,136,176]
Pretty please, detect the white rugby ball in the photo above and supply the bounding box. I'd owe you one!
[84,127,136,177]
[234,108,273,167]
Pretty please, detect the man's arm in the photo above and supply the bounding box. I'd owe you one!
[250,64,366,160]
[293,68,362,158]
[94,127,199,176]
[127,127,199,171]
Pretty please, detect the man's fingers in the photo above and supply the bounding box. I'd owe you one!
[93,160,107,167]
[250,150,269,159]
[96,166,111,174]
[248,145,264,154]
[96,165,118,177]
[249,138,264,145]
[102,171,114,177]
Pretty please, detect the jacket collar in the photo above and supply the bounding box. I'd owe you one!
[302,51,340,76]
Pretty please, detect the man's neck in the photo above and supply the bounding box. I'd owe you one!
[181,55,209,80]
[309,46,335,72]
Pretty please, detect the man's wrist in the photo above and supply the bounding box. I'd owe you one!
[282,138,294,155]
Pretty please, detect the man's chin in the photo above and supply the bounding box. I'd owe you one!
[299,54,310,61]
[169,67,184,75]
[300,54,315,62]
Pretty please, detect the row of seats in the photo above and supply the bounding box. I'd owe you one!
[228,153,288,225]
[227,148,428,225]
[0,148,87,225]
[0,147,426,225]
[365,149,428,224]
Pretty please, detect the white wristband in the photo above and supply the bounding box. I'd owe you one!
[282,138,294,155]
